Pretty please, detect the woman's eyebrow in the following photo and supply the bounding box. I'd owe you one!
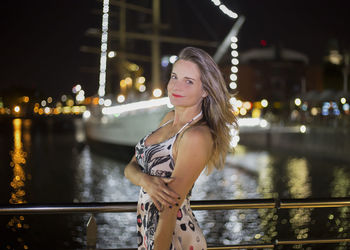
[184,76,196,81]
[171,72,196,81]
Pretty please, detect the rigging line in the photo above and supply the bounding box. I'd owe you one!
[210,0,238,19]
[184,0,219,41]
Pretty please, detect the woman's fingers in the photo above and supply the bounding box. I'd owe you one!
[153,200,162,211]
[158,202,163,212]
[145,176,181,209]
[150,195,167,211]
[162,178,181,200]
[152,189,177,209]
[157,191,175,207]
[152,200,160,210]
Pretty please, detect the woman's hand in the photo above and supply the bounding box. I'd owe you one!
[124,156,180,211]
[140,175,180,211]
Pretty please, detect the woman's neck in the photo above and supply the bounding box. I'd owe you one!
[172,106,202,127]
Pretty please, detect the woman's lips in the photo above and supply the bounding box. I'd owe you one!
[172,93,184,98]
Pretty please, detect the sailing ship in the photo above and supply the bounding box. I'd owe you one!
[82,0,265,157]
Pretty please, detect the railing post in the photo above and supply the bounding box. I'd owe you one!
[86,214,97,250]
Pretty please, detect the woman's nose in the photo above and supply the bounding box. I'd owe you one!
[172,80,182,90]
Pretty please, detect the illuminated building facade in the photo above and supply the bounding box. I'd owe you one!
[227,45,323,102]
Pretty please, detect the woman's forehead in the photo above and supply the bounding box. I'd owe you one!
[173,60,200,79]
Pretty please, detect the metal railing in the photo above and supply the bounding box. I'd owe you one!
[1,197,350,249]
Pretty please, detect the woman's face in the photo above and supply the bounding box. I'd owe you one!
[167,59,207,109]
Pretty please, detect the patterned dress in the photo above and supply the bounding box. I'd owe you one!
[135,112,207,250]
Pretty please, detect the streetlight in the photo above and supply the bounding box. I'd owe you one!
[294,98,302,106]
[14,106,21,113]
[153,88,162,98]
[261,99,268,108]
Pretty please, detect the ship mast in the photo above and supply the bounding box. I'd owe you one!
[152,0,161,91]
[95,0,219,98]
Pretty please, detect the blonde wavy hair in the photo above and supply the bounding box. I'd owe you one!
[177,47,238,174]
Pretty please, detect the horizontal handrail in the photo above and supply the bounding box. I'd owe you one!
[0,197,349,215]
[111,238,350,250]
[1,198,349,249]
[208,237,350,249]
[276,238,350,245]
[279,198,350,208]
[208,244,274,249]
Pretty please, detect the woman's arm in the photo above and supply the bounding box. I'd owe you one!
[153,126,212,250]
[124,109,179,210]
[124,156,180,210]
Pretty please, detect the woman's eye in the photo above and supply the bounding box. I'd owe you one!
[171,75,176,79]
[186,80,193,84]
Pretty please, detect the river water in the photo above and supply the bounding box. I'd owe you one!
[0,118,349,250]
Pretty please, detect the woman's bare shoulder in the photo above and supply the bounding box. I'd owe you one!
[182,125,213,149]
[159,110,175,126]
[176,124,213,165]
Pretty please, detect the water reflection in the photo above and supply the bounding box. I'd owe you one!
[331,167,350,249]
[75,147,139,248]
[257,155,278,243]
[74,145,274,248]
[7,119,30,249]
[286,158,312,246]
[1,121,349,249]
[192,146,273,245]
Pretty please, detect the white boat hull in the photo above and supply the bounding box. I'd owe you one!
[83,97,267,153]
[85,104,171,147]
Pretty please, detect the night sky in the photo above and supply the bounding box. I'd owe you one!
[1,0,349,97]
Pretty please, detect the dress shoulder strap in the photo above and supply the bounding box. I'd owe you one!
[160,119,173,128]
[176,111,203,135]
[144,118,173,141]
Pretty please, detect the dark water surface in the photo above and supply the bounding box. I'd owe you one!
[0,118,349,250]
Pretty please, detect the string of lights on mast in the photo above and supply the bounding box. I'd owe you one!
[98,0,110,99]
[210,0,239,90]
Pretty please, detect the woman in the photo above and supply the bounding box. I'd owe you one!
[124,47,238,250]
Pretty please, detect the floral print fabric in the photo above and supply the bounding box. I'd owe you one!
[135,117,206,250]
